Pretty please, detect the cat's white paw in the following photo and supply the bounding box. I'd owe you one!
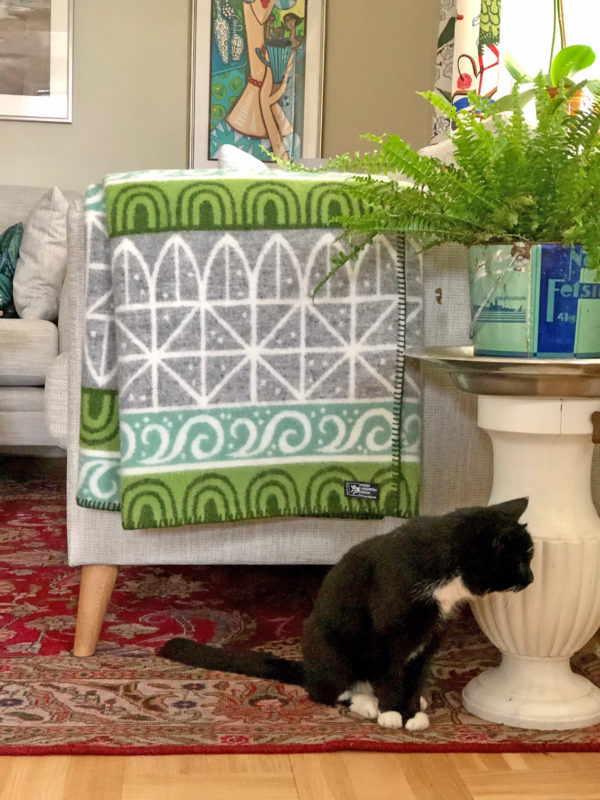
[349,693,379,720]
[405,711,429,732]
[420,696,428,711]
[338,681,374,704]
[377,710,403,729]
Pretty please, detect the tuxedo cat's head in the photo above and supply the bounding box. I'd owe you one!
[452,497,534,596]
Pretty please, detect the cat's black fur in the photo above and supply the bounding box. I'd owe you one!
[158,498,534,729]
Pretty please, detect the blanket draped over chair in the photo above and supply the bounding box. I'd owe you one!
[76,169,421,530]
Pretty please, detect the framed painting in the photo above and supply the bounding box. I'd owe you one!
[0,0,72,122]
[189,0,326,167]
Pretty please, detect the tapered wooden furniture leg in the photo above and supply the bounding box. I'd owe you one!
[73,564,119,656]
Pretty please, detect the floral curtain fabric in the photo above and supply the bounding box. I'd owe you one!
[433,0,502,141]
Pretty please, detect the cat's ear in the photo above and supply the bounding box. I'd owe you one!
[490,497,528,520]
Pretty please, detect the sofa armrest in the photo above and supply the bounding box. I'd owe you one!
[45,197,85,449]
[44,352,68,447]
[65,197,87,467]
[58,196,86,355]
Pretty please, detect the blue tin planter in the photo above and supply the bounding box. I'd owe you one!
[468,243,600,358]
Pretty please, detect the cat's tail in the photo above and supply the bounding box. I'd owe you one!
[158,638,305,686]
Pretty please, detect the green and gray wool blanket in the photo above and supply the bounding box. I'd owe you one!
[77,169,421,529]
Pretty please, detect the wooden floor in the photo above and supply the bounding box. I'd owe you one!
[0,752,599,800]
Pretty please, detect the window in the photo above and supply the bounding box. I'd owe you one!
[497,0,600,99]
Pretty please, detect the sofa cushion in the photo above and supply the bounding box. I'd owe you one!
[0,222,23,318]
[13,187,69,321]
[0,386,44,411]
[0,318,58,385]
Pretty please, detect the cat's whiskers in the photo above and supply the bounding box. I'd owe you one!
[409,581,439,604]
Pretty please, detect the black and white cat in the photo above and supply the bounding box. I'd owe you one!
[159,497,534,732]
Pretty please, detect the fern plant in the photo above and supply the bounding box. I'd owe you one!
[317,77,600,291]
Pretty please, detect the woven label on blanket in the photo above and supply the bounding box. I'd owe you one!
[77,169,421,529]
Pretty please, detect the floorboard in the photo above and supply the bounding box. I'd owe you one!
[2,752,599,800]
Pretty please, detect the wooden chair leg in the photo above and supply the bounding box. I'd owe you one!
[73,564,119,656]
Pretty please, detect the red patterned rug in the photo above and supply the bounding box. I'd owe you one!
[1,459,600,755]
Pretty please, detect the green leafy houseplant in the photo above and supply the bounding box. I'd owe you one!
[496,44,597,112]
[315,77,600,294]
[495,0,598,112]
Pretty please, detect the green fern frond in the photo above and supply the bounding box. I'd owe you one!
[292,75,600,284]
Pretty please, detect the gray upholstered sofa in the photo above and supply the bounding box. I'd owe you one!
[5,184,499,656]
[0,186,80,454]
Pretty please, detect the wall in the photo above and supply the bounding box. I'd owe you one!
[0,0,191,191]
[322,0,439,155]
[0,0,439,192]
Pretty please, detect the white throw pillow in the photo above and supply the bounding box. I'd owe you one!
[13,186,69,321]
[216,144,270,172]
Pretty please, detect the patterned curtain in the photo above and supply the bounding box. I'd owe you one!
[433,0,502,141]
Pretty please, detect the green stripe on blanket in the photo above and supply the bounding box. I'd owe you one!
[77,169,421,529]
[103,174,367,236]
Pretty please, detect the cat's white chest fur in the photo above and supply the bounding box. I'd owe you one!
[433,576,473,616]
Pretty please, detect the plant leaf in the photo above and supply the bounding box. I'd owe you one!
[492,88,537,112]
[550,44,595,86]
[503,53,532,82]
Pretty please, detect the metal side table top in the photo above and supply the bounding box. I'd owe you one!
[405,345,600,397]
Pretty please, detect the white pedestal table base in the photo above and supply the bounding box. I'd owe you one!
[461,395,600,730]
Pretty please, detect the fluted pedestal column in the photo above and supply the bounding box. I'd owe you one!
[462,395,600,730]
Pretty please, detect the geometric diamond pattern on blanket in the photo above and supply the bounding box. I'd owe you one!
[103,230,398,407]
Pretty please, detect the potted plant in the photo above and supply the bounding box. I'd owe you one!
[496,0,598,113]
[497,44,597,114]
[317,78,600,358]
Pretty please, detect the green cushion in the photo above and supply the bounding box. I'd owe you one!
[0,222,23,318]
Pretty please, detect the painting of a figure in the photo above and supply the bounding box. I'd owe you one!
[0,1,51,97]
[208,0,311,162]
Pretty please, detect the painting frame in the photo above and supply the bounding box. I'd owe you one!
[0,0,73,123]
[189,0,326,167]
